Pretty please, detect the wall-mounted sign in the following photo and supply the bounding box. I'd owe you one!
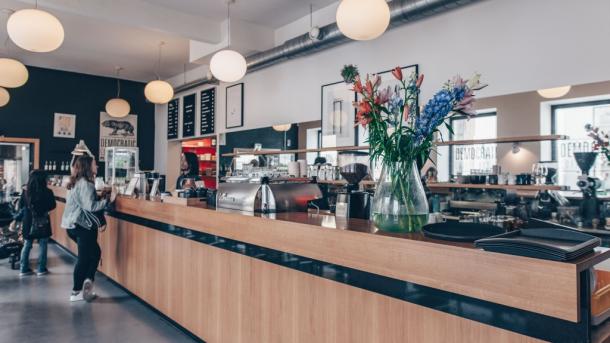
[200,88,215,135]
[99,112,137,161]
[182,93,196,138]
[53,113,76,138]
[167,98,179,139]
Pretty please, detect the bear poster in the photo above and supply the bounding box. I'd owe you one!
[99,112,138,161]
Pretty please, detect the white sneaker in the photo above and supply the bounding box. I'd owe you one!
[70,291,84,302]
[82,279,95,302]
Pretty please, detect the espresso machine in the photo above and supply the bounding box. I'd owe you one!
[335,151,372,219]
[574,152,602,226]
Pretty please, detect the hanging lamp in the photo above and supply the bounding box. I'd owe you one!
[7,1,64,53]
[537,86,571,99]
[0,11,28,88]
[105,67,131,118]
[0,87,9,107]
[210,0,247,83]
[336,0,390,41]
[144,42,174,104]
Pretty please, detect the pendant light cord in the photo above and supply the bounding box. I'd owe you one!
[115,67,122,98]
[155,42,164,80]
[227,1,231,47]
[310,4,313,29]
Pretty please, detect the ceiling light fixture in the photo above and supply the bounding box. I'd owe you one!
[105,67,131,118]
[537,86,571,99]
[210,0,247,83]
[0,87,9,107]
[336,0,390,41]
[272,124,291,132]
[0,57,28,88]
[308,4,320,41]
[144,42,174,104]
[6,1,64,53]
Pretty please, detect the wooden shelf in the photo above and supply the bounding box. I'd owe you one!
[427,182,568,191]
[221,135,568,157]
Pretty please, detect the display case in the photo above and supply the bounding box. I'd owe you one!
[105,147,139,187]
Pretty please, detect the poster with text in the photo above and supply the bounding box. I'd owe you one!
[53,113,76,138]
[99,112,137,161]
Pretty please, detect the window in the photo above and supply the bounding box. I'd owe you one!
[448,113,497,175]
[552,100,610,189]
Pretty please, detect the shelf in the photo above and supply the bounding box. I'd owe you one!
[317,179,376,186]
[427,182,568,191]
[221,135,568,157]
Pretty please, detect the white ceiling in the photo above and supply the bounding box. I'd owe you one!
[0,0,337,82]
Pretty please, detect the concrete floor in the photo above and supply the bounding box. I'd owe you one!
[0,242,197,343]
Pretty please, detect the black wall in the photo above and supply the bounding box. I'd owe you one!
[0,66,155,172]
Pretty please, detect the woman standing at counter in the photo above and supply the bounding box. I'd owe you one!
[175,152,201,190]
[61,155,110,302]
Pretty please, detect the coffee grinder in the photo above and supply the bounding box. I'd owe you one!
[335,151,372,219]
[574,152,602,226]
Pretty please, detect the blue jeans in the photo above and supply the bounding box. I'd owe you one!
[20,238,48,273]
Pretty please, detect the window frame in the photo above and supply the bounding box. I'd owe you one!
[447,111,497,176]
[550,99,610,161]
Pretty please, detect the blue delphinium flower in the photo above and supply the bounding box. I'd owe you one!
[415,89,454,142]
[388,93,404,115]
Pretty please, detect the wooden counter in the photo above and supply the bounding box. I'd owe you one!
[49,186,608,342]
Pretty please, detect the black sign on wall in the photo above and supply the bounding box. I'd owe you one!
[200,88,215,135]
[182,93,196,137]
[167,98,179,139]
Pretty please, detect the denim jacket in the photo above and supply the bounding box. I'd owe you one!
[61,178,107,230]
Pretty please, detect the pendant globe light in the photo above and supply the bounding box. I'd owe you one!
[0,57,28,88]
[336,0,390,41]
[210,0,247,83]
[0,87,9,107]
[105,67,130,118]
[144,42,174,104]
[6,1,64,53]
[537,86,571,99]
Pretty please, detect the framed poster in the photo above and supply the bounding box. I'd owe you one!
[53,113,76,138]
[167,98,179,139]
[182,93,196,137]
[226,83,244,129]
[321,81,357,148]
[200,88,216,135]
[356,64,419,146]
[99,112,137,161]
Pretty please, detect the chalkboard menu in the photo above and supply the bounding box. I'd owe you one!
[200,88,215,135]
[167,98,179,139]
[182,93,196,137]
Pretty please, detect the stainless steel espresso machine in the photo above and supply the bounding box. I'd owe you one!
[217,176,322,213]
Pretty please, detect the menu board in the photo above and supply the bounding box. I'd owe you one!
[182,93,196,137]
[200,88,215,135]
[167,98,179,139]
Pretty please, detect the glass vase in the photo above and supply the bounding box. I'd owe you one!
[372,161,429,233]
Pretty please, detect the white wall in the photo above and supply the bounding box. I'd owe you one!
[155,0,610,171]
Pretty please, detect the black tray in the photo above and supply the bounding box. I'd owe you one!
[422,222,505,242]
[475,228,600,261]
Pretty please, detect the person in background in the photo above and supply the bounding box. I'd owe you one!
[176,152,201,190]
[16,170,57,277]
[61,155,110,302]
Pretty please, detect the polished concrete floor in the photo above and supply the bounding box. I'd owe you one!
[0,242,196,343]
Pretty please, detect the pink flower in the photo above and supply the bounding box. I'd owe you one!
[391,67,403,81]
[403,105,410,122]
[375,86,392,105]
[416,74,424,88]
[373,75,381,89]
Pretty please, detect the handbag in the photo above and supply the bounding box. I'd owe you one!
[82,209,107,232]
[29,209,52,239]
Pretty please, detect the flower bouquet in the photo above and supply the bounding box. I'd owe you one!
[341,64,486,232]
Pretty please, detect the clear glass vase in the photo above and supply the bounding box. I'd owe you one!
[372,161,429,233]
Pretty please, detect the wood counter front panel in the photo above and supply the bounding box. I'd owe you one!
[114,197,579,323]
[53,210,540,342]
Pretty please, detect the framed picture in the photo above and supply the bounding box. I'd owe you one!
[226,83,244,129]
[53,113,76,138]
[321,81,357,148]
[356,64,419,146]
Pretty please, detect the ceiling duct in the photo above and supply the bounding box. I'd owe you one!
[174,0,483,93]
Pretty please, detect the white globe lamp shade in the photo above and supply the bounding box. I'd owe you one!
[336,0,390,41]
[105,98,131,118]
[210,50,247,83]
[7,9,65,53]
[537,86,571,99]
[144,80,174,104]
[0,58,28,88]
[272,124,292,132]
[0,88,9,107]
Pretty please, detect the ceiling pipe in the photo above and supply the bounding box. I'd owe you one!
[174,0,483,94]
